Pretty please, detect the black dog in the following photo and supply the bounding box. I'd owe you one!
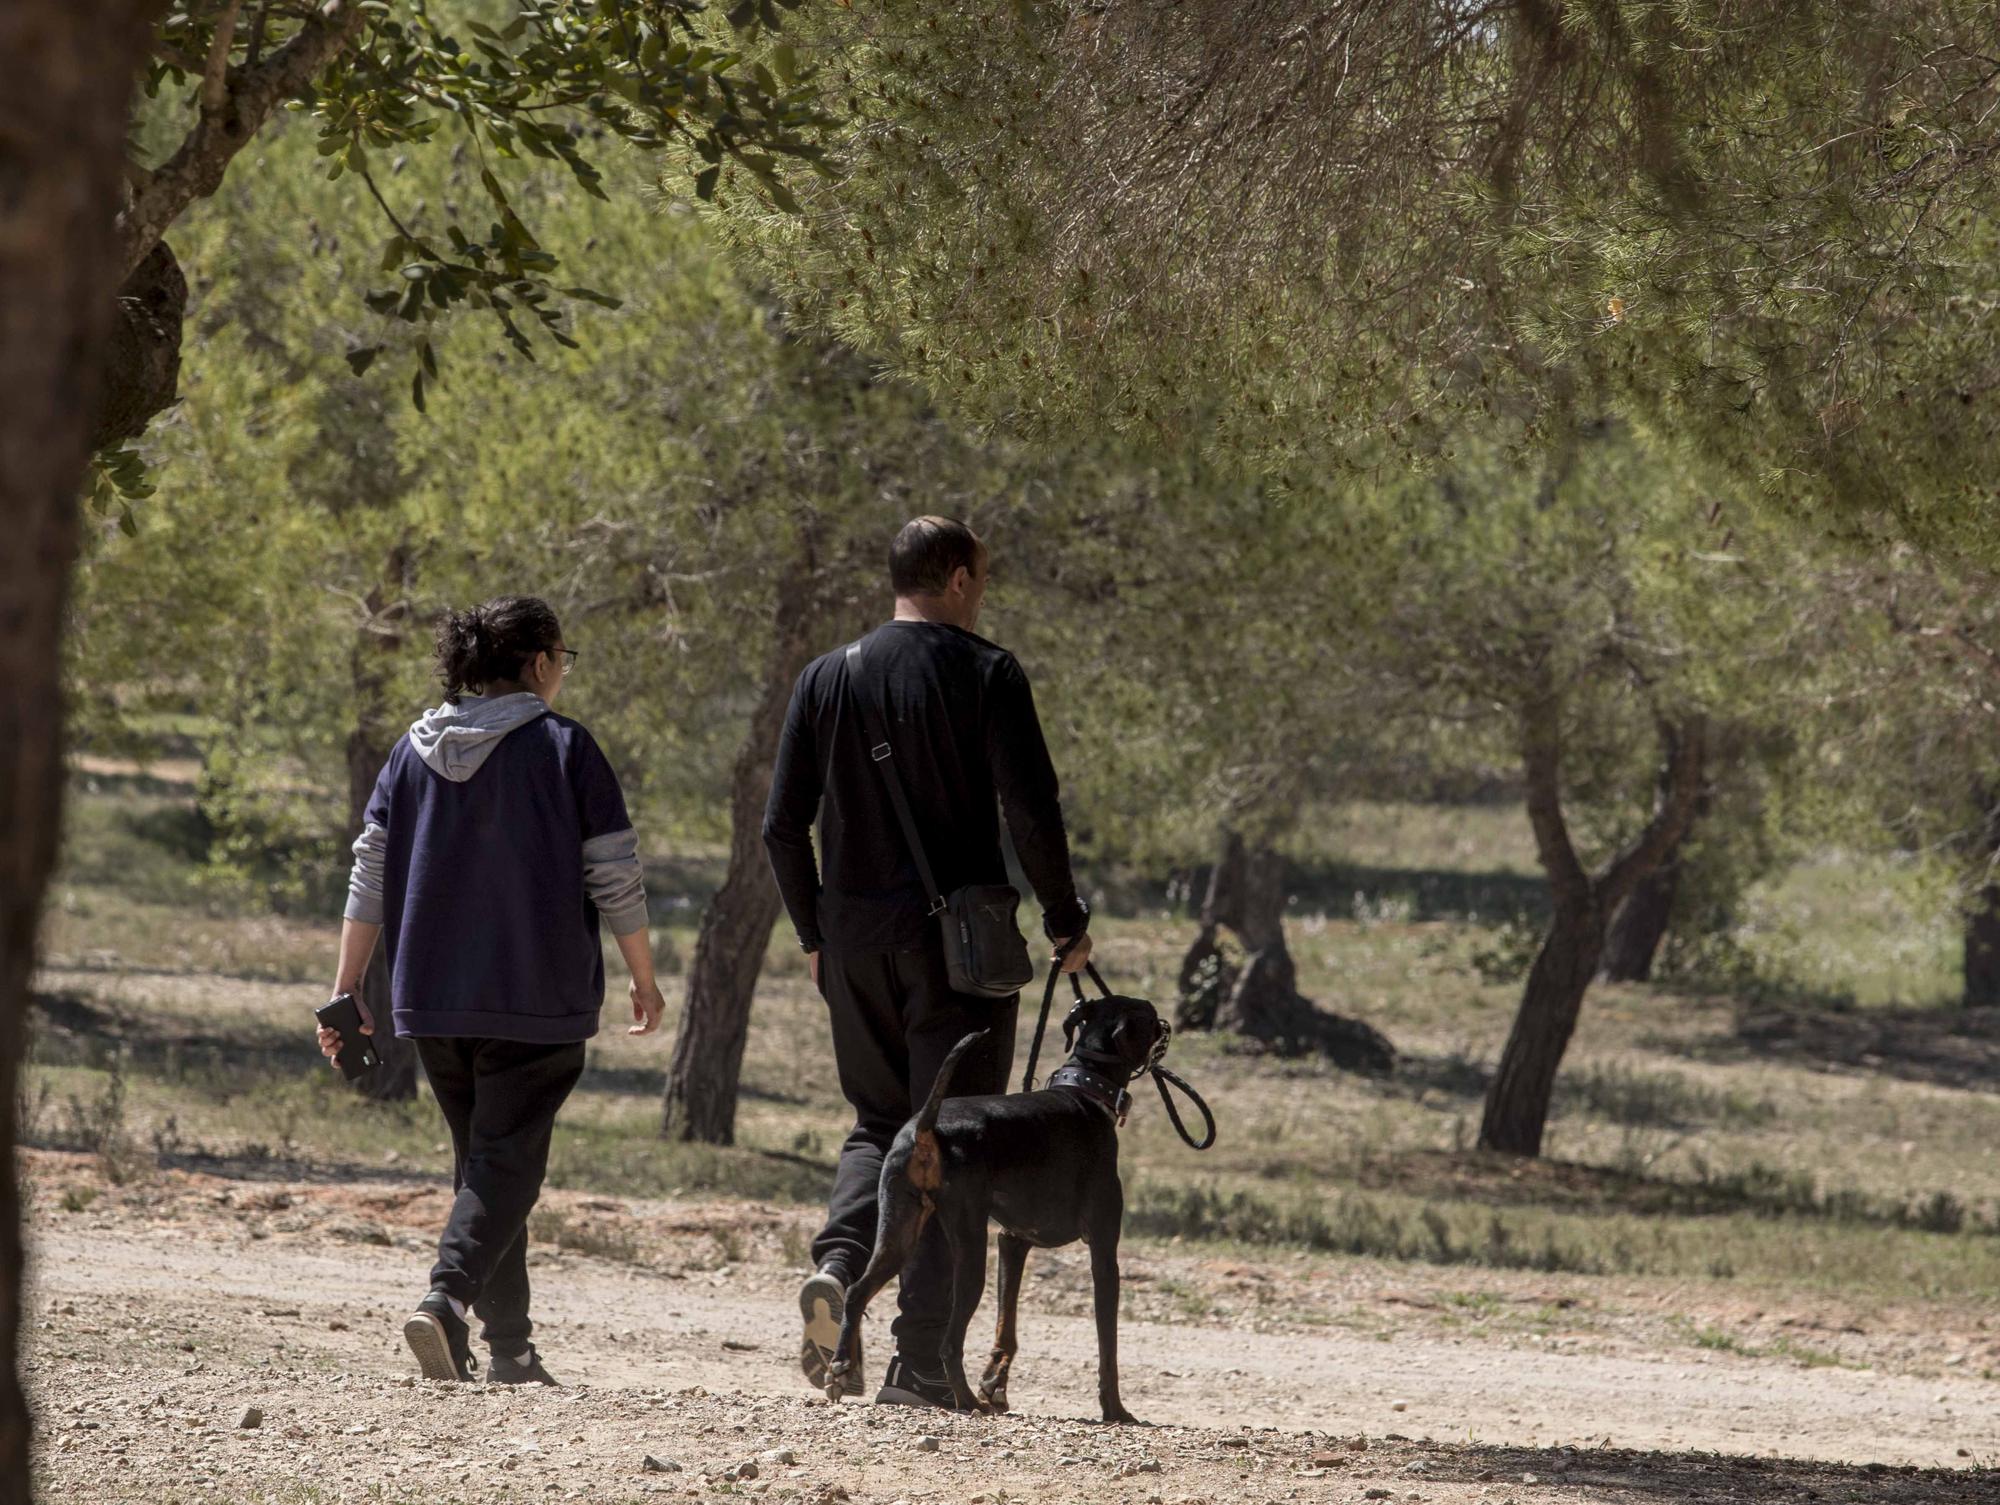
[824,993,1175,1424]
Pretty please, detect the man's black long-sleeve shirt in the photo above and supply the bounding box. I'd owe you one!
[762,619,1087,954]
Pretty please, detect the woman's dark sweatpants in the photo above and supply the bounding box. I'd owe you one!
[811,943,1017,1373]
[416,1036,586,1358]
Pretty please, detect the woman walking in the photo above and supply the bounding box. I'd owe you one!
[319,595,665,1385]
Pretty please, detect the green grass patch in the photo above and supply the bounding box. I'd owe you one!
[1126,1175,2000,1296]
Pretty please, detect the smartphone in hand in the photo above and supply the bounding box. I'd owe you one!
[315,992,381,1080]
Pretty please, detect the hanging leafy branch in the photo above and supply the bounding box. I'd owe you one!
[92,0,832,504]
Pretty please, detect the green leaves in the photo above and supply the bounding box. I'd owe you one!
[265,1,834,416]
[85,444,157,537]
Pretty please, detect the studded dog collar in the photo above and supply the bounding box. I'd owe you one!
[1045,1061,1134,1123]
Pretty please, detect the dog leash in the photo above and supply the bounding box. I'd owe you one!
[1147,1061,1217,1151]
[1022,945,1217,1151]
[1021,934,1092,1097]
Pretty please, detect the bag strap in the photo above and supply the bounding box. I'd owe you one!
[845,640,946,916]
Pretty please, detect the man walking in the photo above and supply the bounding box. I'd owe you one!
[764,515,1092,1408]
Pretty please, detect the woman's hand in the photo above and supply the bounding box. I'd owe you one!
[317,992,374,1064]
[628,975,666,1036]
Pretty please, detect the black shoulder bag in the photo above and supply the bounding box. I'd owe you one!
[845,640,1034,1000]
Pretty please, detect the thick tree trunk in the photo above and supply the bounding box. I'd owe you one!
[1478,896,1607,1155]
[1174,828,1243,1030]
[1965,885,2000,1008]
[1964,791,2000,1008]
[1176,828,1395,1073]
[344,548,419,1101]
[1213,843,1297,1036]
[1,6,163,1499]
[662,601,818,1144]
[1479,685,1706,1157]
[1200,829,1248,935]
[92,241,187,451]
[1603,753,1712,983]
[1602,857,1678,983]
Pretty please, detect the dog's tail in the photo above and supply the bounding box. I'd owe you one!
[915,1031,988,1136]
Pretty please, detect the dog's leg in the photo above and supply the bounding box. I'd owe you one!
[827,1181,928,1400]
[1087,1183,1140,1425]
[978,1233,1029,1413]
[937,1201,991,1413]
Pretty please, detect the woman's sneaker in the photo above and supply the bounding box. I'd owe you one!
[799,1269,862,1398]
[875,1354,972,1409]
[403,1291,477,1383]
[488,1345,559,1386]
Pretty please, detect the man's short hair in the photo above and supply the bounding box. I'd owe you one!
[890,515,985,595]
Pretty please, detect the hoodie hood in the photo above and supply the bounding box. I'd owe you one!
[408,692,550,782]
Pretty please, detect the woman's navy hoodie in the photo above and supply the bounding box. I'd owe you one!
[344,693,649,1043]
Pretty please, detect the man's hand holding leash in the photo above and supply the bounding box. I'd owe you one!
[1053,934,1092,974]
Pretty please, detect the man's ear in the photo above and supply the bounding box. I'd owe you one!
[948,564,971,598]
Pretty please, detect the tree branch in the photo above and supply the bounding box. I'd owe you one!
[117,0,367,280]
[200,0,244,116]
[1602,713,1709,912]
[1517,660,1589,905]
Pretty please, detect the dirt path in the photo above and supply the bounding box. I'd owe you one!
[27,1215,2000,1466]
[23,1168,2000,1503]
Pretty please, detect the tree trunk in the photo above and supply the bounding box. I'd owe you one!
[1603,749,1714,984]
[662,599,818,1144]
[344,546,418,1101]
[1174,825,1394,1072]
[1965,885,2000,1008]
[1479,685,1706,1158]
[1174,827,1243,1030]
[1478,895,1607,1155]
[1,6,163,1499]
[92,241,187,451]
[1214,843,1297,1036]
[1602,857,1678,983]
[1199,829,1247,935]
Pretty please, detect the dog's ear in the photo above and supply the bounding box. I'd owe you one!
[1061,1001,1084,1051]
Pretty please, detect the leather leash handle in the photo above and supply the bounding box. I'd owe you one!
[1152,1063,1218,1150]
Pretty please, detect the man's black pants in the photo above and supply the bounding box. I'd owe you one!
[416,1036,586,1358]
[812,942,1017,1370]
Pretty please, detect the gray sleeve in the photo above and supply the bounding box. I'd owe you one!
[344,822,387,926]
[582,826,650,937]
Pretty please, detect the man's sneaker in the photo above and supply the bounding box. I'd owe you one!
[800,1269,862,1398]
[875,1354,972,1410]
[403,1291,477,1383]
[488,1345,558,1386]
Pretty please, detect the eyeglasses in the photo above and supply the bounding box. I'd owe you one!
[556,647,579,676]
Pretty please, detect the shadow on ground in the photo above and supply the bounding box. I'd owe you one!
[1334,1148,1980,1234]
[1094,858,1549,926]
[1678,1000,2000,1094]
[30,988,311,1082]
[1431,1443,1996,1503]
